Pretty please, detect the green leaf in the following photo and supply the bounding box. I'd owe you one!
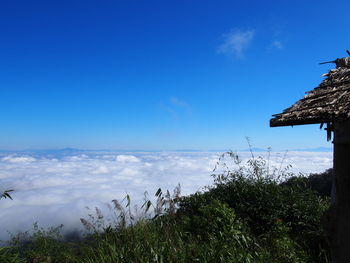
[155,188,162,197]
[1,189,13,200]
[126,194,131,207]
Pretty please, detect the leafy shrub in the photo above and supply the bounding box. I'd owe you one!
[180,199,255,262]
[81,208,256,263]
[9,223,78,263]
[0,247,24,263]
[178,152,331,262]
[284,169,333,198]
[308,168,332,198]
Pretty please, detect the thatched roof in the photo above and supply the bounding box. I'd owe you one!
[270,57,350,127]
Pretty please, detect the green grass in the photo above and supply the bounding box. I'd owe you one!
[2,152,331,263]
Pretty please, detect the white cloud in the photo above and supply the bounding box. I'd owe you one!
[161,97,191,120]
[2,156,36,163]
[217,29,254,58]
[94,165,110,174]
[270,40,283,50]
[65,155,88,161]
[116,155,140,163]
[0,151,332,241]
[170,97,190,111]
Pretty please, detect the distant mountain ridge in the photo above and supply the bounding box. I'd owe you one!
[0,147,333,153]
[291,147,332,152]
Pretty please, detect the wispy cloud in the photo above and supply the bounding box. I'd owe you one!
[217,29,255,58]
[161,97,191,119]
[169,96,191,112]
[270,40,283,50]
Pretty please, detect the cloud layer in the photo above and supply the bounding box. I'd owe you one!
[0,151,332,241]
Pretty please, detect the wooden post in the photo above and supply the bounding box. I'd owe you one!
[332,119,350,262]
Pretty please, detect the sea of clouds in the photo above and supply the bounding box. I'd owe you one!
[0,150,332,241]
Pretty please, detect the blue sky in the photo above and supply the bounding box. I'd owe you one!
[0,0,349,150]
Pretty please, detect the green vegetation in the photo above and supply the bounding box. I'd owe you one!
[1,189,13,200]
[1,152,331,263]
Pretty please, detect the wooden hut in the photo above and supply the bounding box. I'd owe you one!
[270,55,350,263]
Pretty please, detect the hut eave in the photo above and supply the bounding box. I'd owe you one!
[270,60,350,128]
[270,117,334,127]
